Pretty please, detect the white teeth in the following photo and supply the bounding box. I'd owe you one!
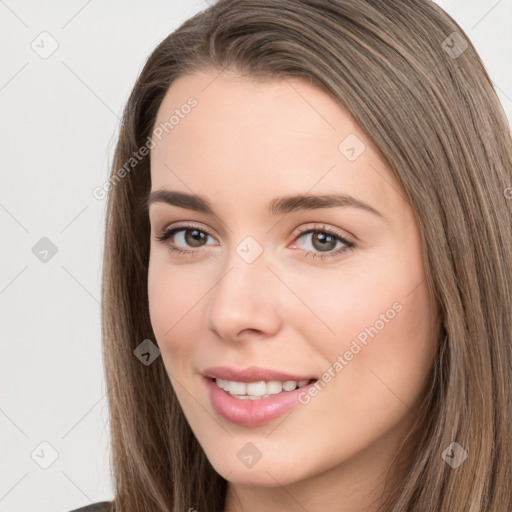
[266,380,283,394]
[215,378,311,399]
[228,381,246,395]
[246,381,267,395]
[217,378,230,391]
[282,380,297,391]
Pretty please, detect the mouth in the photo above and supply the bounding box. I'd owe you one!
[211,377,316,400]
[202,366,319,426]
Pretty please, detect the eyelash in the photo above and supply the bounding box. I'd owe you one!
[154,222,355,261]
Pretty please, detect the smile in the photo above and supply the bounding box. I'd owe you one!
[215,378,313,399]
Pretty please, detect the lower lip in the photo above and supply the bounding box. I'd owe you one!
[205,377,317,426]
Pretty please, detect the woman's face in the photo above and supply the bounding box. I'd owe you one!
[147,69,437,502]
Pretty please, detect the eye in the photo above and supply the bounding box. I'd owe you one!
[154,222,355,261]
[291,224,355,261]
[154,223,216,254]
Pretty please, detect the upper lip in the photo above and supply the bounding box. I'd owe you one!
[202,365,317,383]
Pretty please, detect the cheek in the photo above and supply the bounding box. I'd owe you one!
[283,253,418,361]
[147,260,201,363]
[296,243,435,409]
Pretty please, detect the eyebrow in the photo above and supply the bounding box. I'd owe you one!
[145,190,385,220]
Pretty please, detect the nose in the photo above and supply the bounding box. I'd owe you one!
[205,244,283,343]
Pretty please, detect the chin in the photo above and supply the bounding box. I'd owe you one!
[200,439,314,487]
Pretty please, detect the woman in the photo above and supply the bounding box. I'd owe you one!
[71,0,512,510]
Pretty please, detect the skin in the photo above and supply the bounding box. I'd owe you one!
[147,69,438,512]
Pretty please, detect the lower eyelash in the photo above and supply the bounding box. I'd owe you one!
[155,224,355,259]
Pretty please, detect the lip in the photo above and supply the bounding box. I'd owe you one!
[205,377,317,426]
[203,366,318,426]
[202,365,317,383]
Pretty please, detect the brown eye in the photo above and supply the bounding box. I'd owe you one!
[292,224,355,261]
[154,225,215,253]
[182,228,208,248]
[155,222,355,261]
[309,230,338,252]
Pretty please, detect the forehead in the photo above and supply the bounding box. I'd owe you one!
[152,69,363,155]
[150,70,408,221]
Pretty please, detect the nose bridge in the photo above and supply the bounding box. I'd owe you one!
[206,236,282,339]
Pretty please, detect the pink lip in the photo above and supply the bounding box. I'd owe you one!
[202,366,318,426]
[202,365,316,382]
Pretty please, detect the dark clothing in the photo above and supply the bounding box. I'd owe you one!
[68,502,111,512]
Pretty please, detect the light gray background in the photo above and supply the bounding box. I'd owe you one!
[1,1,511,511]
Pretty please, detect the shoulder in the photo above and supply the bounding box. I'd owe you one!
[67,501,112,512]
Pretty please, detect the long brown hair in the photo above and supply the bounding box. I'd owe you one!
[101,1,512,510]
